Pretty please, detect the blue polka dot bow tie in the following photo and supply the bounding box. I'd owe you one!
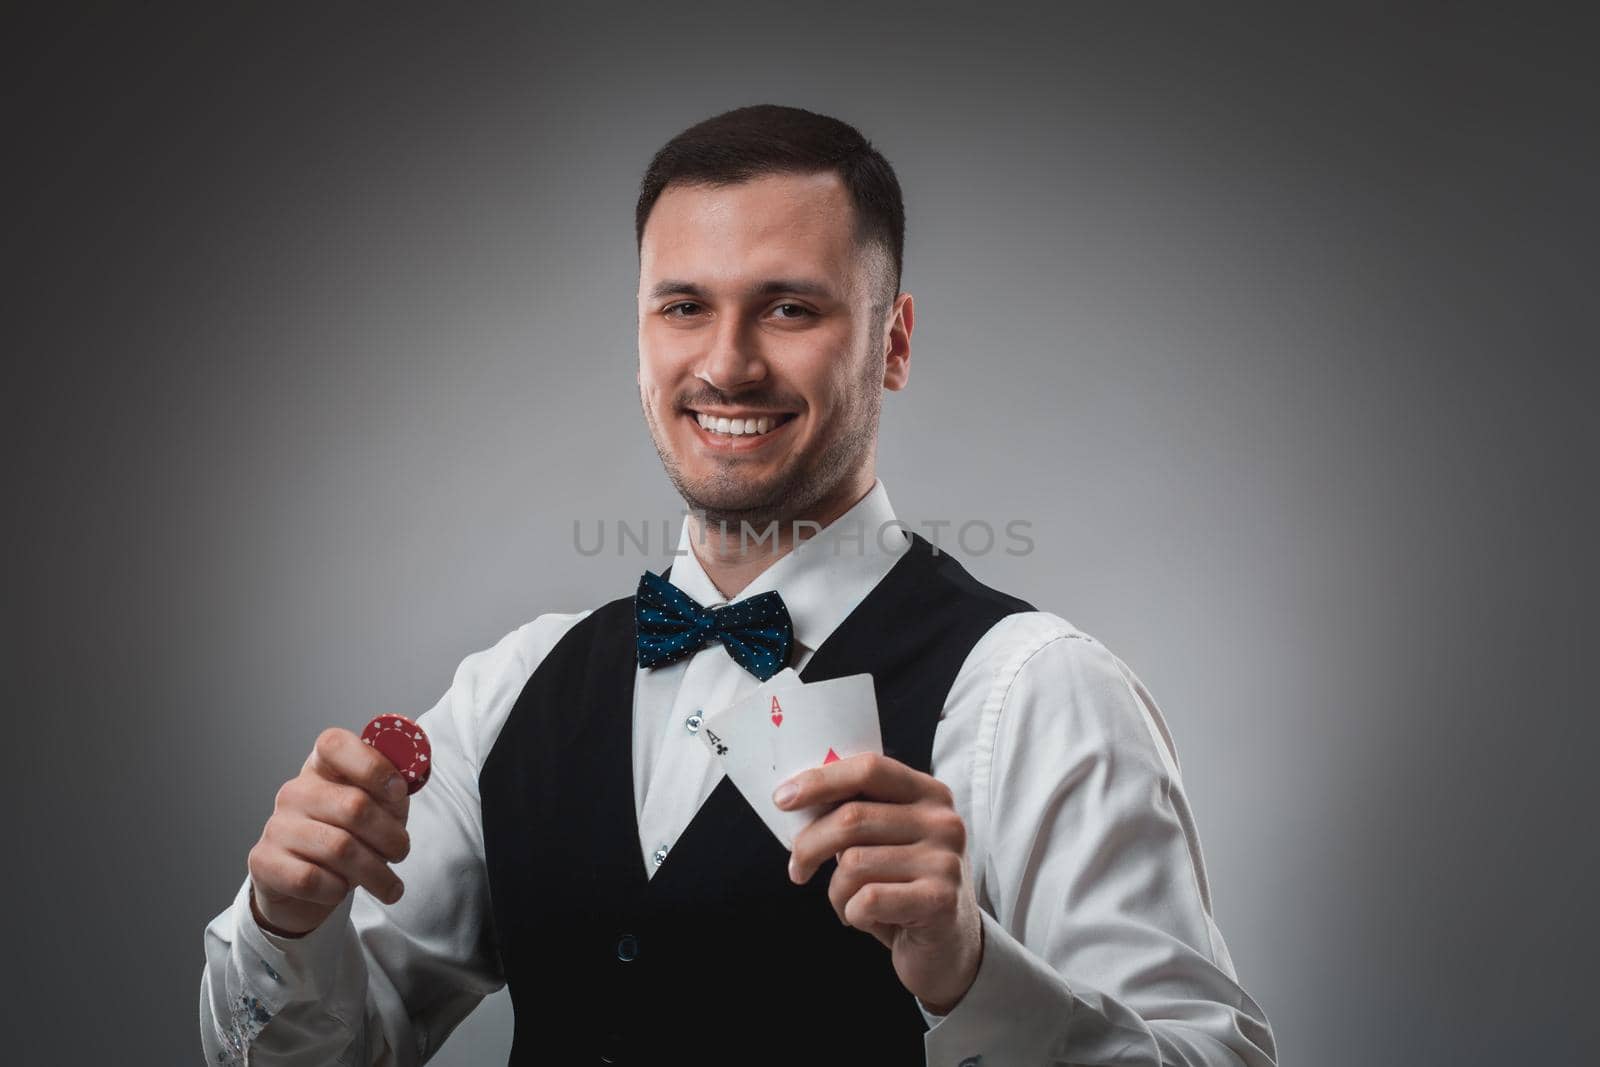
[635,570,794,681]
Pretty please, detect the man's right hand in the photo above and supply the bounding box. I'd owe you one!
[247,727,413,938]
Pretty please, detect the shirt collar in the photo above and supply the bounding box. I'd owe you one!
[665,479,910,653]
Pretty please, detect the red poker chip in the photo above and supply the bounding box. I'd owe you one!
[361,713,431,794]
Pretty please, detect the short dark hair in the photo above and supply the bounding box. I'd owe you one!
[635,105,906,305]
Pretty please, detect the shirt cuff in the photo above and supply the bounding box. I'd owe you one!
[231,876,357,1012]
[921,909,1076,1066]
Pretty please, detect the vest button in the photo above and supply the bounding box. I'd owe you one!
[615,934,639,961]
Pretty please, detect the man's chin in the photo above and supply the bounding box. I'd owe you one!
[681,492,782,525]
[675,474,791,526]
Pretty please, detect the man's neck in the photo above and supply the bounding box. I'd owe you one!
[688,477,875,600]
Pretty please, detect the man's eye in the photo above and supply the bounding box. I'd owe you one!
[772,304,812,319]
[664,302,702,318]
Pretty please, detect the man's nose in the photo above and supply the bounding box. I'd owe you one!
[696,317,768,392]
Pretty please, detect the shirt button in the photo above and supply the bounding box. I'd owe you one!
[652,845,669,866]
[685,712,703,733]
[616,934,638,961]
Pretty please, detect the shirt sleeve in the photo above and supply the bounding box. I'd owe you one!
[199,614,584,1065]
[922,618,1278,1067]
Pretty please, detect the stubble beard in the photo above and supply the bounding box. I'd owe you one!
[644,367,882,537]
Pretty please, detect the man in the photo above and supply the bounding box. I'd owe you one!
[201,105,1278,1066]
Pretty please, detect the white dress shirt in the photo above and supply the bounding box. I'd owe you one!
[200,480,1277,1066]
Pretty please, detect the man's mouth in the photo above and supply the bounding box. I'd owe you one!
[688,410,797,439]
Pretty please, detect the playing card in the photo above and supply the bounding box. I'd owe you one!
[693,667,804,804]
[699,670,882,848]
[697,671,799,841]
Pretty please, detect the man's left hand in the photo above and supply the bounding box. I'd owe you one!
[777,752,984,1015]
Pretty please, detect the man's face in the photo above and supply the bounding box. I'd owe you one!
[637,170,910,527]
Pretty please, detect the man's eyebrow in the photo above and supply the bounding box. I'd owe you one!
[645,279,838,302]
[647,280,710,301]
[749,278,836,300]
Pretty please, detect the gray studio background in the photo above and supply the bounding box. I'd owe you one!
[6,4,1595,1065]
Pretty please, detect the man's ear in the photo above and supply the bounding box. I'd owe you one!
[883,292,913,391]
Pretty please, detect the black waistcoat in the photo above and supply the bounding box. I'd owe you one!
[479,534,1032,1065]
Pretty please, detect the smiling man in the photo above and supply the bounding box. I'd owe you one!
[201,106,1278,1066]
[637,162,908,592]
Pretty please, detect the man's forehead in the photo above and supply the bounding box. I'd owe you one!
[650,170,852,227]
[639,172,880,296]
[644,174,851,248]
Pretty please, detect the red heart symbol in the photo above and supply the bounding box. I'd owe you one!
[771,711,783,726]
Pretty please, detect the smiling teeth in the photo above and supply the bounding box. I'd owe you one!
[697,413,777,436]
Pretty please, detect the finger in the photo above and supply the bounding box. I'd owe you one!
[249,844,351,909]
[271,811,405,905]
[826,844,936,924]
[788,800,926,884]
[282,775,410,864]
[774,752,943,812]
[842,878,959,930]
[309,727,410,818]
